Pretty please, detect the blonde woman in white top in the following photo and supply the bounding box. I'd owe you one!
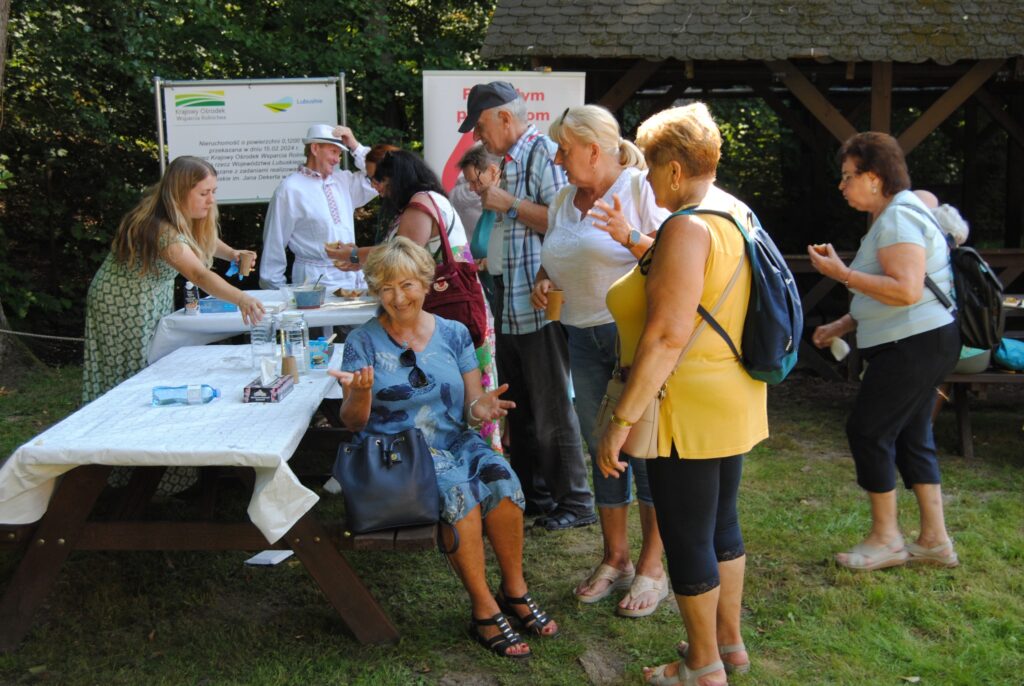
[530,105,671,617]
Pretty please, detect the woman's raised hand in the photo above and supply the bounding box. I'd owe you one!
[329,366,374,390]
[469,383,516,423]
[589,194,630,245]
[530,278,554,310]
[806,242,848,283]
[237,293,265,326]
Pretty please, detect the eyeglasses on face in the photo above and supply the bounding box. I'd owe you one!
[840,171,863,184]
[399,347,429,388]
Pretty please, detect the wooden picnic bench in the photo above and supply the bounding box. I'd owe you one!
[944,371,1024,460]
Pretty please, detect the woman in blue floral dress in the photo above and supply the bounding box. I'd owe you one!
[329,237,557,659]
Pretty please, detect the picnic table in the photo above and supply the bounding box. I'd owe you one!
[0,344,399,652]
[148,290,378,364]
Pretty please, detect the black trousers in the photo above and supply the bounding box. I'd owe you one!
[847,322,959,493]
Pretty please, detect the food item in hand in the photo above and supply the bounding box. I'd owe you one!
[811,243,829,255]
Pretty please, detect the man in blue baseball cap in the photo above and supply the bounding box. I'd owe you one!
[459,81,596,531]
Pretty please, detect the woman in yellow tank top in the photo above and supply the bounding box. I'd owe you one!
[597,103,768,686]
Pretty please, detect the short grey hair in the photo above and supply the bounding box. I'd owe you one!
[494,97,527,123]
[457,144,501,173]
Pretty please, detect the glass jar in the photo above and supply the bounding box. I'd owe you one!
[279,312,309,374]
[249,314,278,369]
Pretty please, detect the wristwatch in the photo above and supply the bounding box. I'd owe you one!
[507,196,523,219]
[626,228,642,247]
[349,246,360,264]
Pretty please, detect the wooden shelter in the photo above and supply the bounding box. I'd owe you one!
[481,0,1024,248]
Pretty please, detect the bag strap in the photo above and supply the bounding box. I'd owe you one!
[424,192,457,266]
[674,207,754,363]
[614,213,745,377]
[892,201,956,312]
[523,136,545,199]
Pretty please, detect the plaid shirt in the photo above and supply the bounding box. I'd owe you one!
[499,125,567,334]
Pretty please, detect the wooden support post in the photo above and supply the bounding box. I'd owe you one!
[765,59,857,143]
[897,59,1005,154]
[598,60,664,113]
[871,61,893,133]
[975,87,1024,151]
[1007,93,1024,248]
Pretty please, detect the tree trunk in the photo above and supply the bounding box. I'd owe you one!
[0,0,9,101]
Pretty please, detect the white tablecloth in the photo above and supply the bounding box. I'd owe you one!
[0,345,342,544]
[148,290,377,364]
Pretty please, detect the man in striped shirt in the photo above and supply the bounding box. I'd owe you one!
[459,82,596,530]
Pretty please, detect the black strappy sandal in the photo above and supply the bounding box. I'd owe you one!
[496,589,559,638]
[468,612,530,659]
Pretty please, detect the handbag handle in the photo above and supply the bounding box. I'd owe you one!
[425,192,457,266]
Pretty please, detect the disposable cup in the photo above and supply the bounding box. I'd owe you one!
[239,252,255,277]
[545,289,564,321]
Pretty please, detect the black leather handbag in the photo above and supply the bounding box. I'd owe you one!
[332,428,440,535]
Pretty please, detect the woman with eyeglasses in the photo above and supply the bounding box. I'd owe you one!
[807,132,960,571]
[328,237,558,659]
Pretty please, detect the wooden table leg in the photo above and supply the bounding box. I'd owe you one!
[0,465,111,653]
[952,382,974,459]
[284,513,399,645]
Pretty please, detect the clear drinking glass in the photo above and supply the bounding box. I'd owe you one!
[250,315,278,368]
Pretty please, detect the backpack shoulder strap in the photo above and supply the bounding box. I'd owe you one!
[891,201,956,311]
[523,136,546,200]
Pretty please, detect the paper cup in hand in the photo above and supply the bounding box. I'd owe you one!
[545,289,564,321]
[830,337,851,361]
[239,252,255,277]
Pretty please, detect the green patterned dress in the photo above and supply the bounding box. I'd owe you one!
[82,231,198,493]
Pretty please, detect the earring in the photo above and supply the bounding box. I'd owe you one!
[872,186,878,194]
[671,182,680,191]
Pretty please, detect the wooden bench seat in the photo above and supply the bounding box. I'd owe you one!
[945,371,1024,459]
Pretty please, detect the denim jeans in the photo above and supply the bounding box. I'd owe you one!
[565,322,653,507]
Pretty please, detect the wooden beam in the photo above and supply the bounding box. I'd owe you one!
[871,61,893,133]
[897,59,1005,154]
[751,84,823,155]
[598,59,664,112]
[764,60,857,143]
[975,87,1024,151]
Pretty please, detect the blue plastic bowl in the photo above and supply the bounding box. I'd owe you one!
[293,285,326,309]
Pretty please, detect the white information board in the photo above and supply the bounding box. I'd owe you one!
[422,71,586,191]
[159,78,341,204]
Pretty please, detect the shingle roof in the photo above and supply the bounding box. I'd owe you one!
[482,0,1024,66]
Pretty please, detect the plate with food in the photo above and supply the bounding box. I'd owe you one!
[333,287,368,299]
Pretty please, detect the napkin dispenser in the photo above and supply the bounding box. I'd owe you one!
[243,374,294,403]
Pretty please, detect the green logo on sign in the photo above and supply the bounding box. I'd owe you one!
[264,97,294,113]
[174,91,226,108]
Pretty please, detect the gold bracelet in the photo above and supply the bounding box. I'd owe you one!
[610,413,634,428]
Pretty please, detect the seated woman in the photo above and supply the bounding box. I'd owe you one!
[328,237,558,659]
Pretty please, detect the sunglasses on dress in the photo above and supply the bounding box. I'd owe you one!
[399,347,429,388]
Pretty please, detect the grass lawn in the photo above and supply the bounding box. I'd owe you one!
[1,365,1022,685]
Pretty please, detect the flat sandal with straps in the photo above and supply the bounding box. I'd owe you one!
[496,588,559,637]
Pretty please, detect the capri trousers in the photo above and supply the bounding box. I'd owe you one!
[647,450,745,596]
[846,322,959,493]
[565,322,653,507]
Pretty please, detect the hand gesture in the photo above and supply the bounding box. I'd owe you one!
[806,243,848,283]
[468,383,516,423]
[589,194,630,245]
[237,293,266,326]
[479,185,514,213]
[331,126,358,151]
[530,278,555,311]
[329,366,374,391]
[596,422,629,479]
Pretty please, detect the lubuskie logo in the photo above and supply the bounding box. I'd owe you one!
[174,91,225,107]
[263,97,294,113]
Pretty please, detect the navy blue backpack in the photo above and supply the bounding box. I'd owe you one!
[678,207,803,385]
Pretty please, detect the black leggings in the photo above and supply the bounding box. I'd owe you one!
[647,451,745,596]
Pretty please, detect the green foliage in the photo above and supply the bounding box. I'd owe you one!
[0,0,498,340]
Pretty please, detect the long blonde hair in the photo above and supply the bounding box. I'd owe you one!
[549,104,646,170]
[111,156,219,275]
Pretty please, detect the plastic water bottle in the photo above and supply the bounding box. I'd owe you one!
[184,281,200,315]
[280,312,309,373]
[151,384,220,406]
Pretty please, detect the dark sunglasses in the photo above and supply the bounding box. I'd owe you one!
[399,347,429,388]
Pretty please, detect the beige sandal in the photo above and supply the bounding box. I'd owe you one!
[616,573,669,618]
[644,660,726,686]
[906,540,959,568]
[835,538,908,571]
[677,639,750,674]
[574,563,634,603]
